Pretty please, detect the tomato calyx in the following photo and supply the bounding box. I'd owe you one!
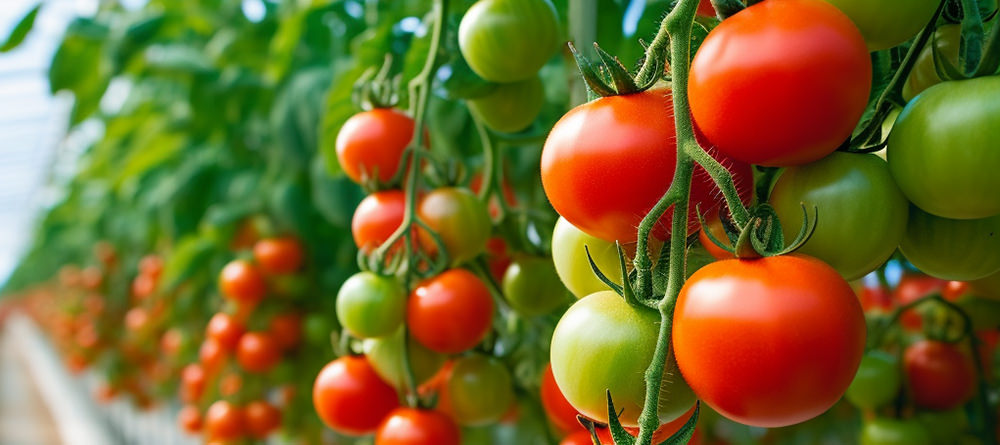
[568,42,663,97]
[697,203,817,259]
[355,55,401,110]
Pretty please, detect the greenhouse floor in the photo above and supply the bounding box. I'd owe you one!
[0,321,61,444]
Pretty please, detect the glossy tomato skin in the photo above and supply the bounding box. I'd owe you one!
[313,356,400,436]
[845,350,902,409]
[445,354,514,426]
[363,327,447,389]
[770,152,908,280]
[541,89,753,242]
[689,0,871,166]
[673,255,866,427]
[889,77,1000,219]
[468,75,544,133]
[551,290,696,427]
[236,331,282,373]
[904,340,976,410]
[417,188,491,264]
[458,0,559,83]
[244,400,281,439]
[560,431,594,445]
[336,109,414,184]
[903,25,961,101]
[204,400,244,441]
[336,271,406,339]
[375,408,461,445]
[206,312,246,352]
[821,0,938,50]
[407,269,493,354]
[860,418,932,445]
[551,217,628,298]
[353,190,406,252]
[252,237,303,274]
[899,206,1000,281]
[219,259,267,306]
[502,256,567,316]
[541,363,582,434]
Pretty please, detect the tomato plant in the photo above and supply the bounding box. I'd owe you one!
[206,312,246,352]
[252,237,304,275]
[218,259,267,306]
[845,350,901,410]
[445,354,514,426]
[821,0,938,50]
[204,400,244,441]
[407,269,493,354]
[468,75,545,133]
[236,331,282,373]
[336,271,407,339]
[313,356,400,436]
[244,400,282,439]
[363,327,447,389]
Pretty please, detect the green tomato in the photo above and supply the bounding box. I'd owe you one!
[861,418,932,445]
[971,271,1000,300]
[845,350,901,409]
[336,271,406,339]
[551,217,623,298]
[468,75,544,133]
[502,256,568,316]
[446,354,514,426]
[417,187,492,265]
[821,0,938,51]
[550,290,696,427]
[903,25,961,102]
[458,0,560,83]
[303,313,335,345]
[771,152,908,280]
[889,77,1000,219]
[363,327,446,389]
[900,206,1000,281]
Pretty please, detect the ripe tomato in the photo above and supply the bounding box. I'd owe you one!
[551,217,630,298]
[889,77,1000,219]
[697,0,715,16]
[468,75,544,133]
[204,400,244,441]
[336,271,407,339]
[352,190,406,252]
[899,206,1000,281]
[252,237,303,274]
[541,88,753,242]
[336,109,415,184]
[673,255,866,427]
[551,290,696,427]
[445,354,514,426]
[139,254,163,280]
[860,418,931,445]
[903,25,961,101]
[904,340,976,410]
[821,0,938,51]
[206,312,246,352]
[845,350,901,410]
[160,328,186,357]
[219,372,242,397]
[178,404,202,434]
[364,327,447,389]
[407,269,493,354]
[219,259,267,306]
[132,274,155,300]
[502,256,567,316]
[560,431,594,445]
[180,363,207,403]
[313,356,399,436]
[417,188,491,265]
[770,152,908,280]
[698,208,733,260]
[689,0,871,166]
[458,0,559,83]
[894,274,945,331]
[268,312,302,350]
[236,332,282,373]
[199,338,227,376]
[375,408,461,445]
[244,400,282,439]
[541,363,583,434]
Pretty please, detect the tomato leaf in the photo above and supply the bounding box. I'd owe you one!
[0,3,40,52]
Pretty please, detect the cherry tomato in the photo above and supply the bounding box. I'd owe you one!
[375,407,461,445]
[364,327,447,389]
[943,281,972,302]
[485,237,512,282]
[180,363,206,403]
[244,400,282,439]
[698,208,733,260]
[894,274,945,331]
[407,269,493,354]
[268,312,302,350]
[904,339,976,410]
[139,254,163,280]
[236,331,282,373]
[502,256,567,316]
[199,338,227,376]
[252,237,304,274]
[551,217,630,298]
[551,290,696,427]
[313,356,399,436]
[417,188,492,265]
[861,418,932,445]
[178,404,203,434]
[336,271,407,339]
[219,372,242,397]
[445,354,514,426]
[353,190,406,252]
[206,312,246,352]
[821,0,938,50]
[673,255,866,427]
[458,0,559,83]
[219,259,267,306]
[336,109,415,184]
[204,400,244,441]
[845,350,901,410]
[541,363,583,434]
[899,206,1000,281]
[560,431,595,445]
[689,0,871,166]
[468,75,544,133]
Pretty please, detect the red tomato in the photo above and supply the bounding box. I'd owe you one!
[252,237,304,274]
[124,307,150,335]
[673,255,866,427]
[178,404,203,434]
[199,338,227,376]
[698,208,734,260]
[180,364,206,403]
[131,274,155,300]
[244,400,282,439]
[859,284,893,312]
[139,254,163,280]
[904,340,976,410]
[268,312,303,350]
[561,431,595,445]
[336,108,415,184]
[375,408,461,445]
[689,0,871,166]
[894,274,946,331]
[943,281,971,302]
[219,259,267,306]
[353,190,407,252]
[541,88,753,242]
[204,400,244,441]
[236,332,282,373]
[407,269,494,354]
[160,328,185,357]
[80,266,103,290]
[485,237,512,282]
[206,312,246,352]
[313,356,400,436]
[541,364,582,434]
[697,0,715,16]
[219,372,242,397]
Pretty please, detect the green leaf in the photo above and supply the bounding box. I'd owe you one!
[49,18,112,124]
[0,3,40,52]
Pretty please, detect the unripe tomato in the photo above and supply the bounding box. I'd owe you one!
[468,75,544,133]
[417,188,491,265]
[313,356,399,436]
[407,269,493,354]
[336,271,406,339]
[336,109,415,184]
[845,350,902,409]
[364,327,447,389]
[689,0,871,166]
[821,0,938,51]
[204,400,244,441]
[445,354,514,426]
[206,312,246,352]
[861,418,932,445]
[252,237,304,274]
[502,256,567,316]
[353,190,406,252]
[551,291,696,427]
[458,0,559,83]
[904,339,976,410]
[551,217,628,298]
[903,25,961,101]
[375,408,461,445]
[236,332,282,373]
[219,259,266,306]
[673,255,866,427]
[899,206,1000,281]
[244,400,282,439]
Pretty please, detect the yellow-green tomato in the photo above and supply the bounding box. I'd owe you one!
[446,354,514,426]
[363,328,446,389]
[770,152,908,280]
[550,290,696,427]
[845,350,901,409]
[821,0,938,51]
[861,418,932,445]
[900,207,1000,281]
[468,75,544,133]
[502,256,568,316]
[336,271,406,339]
[458,0,560,83]
[551,217,623,298]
